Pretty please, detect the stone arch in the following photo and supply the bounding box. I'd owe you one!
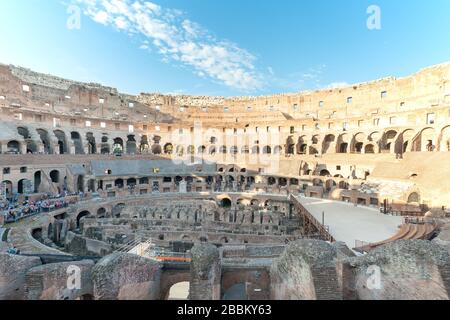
[364,144,375,154]
[76,210,91,228]
[273,145,282,154]
[381,130,398,153]
[198,145,206,154]
[322,134,336,154]
[395,129,415,154]
[70,132,84,154]
[115,179,124,188]
[97,207,106,218]
[36,129,52,154]
[187,145,195,155]
[77,175,84,192]
[325,179,337,192]
[413,127,436,152]
[112,203,126,217]
[1,180,13,197]
[286,136,295,155]
[312,178,323,187]
[164,143,173,154]
[7,140,20,154]
[438,126,450,151]
[34,171,41,193]
[336,134,350,153]
[220,198,232,208]
[113,138,124,154]
[407,192,420,204]
[126,135,137,154]
[50,170,60,183]
[262,146,271,154]
[17,179,32,194]
[54,130,68,154]
[351,132,366,153]
[86,132,96,154]
[297,136,307,154]
[139,135,150,153]
[241,145,250,154]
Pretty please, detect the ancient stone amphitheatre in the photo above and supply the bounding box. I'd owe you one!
[1,61,450,300]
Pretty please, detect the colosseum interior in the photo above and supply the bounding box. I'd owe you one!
[1,61,450,301]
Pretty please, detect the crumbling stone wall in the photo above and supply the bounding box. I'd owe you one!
[343,240,450,300]
[270,239,342,300]
[25,260,94,300]
[0,253,41,300]
[190,243,222,300]
[91,253,161,300]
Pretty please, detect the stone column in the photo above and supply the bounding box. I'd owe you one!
[190,244,222,300]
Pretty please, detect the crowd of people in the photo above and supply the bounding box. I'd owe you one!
[1,191,84,223]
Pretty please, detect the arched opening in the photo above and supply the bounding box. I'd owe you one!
[50,170,60,183]
[86,133,96,154]
[54,130,68,154]
[252,145,260,154]
[407,192,420,204]
[168,282,190,300]
[209,146,216,155]
[320,169,331,177]
[364,144,375,154]
[273,145,282,154]
[184,145,194,155]
[241,146,250,154]
[88,179,96,192]
[97,207,106,218]
[164,143,173,154]
[220,198,232,208]
[230,146,238,155]
[127,178,137,187]
[263,146,271,154]
[140,135,150,153]
[126,135,137,154]
[113,138,124,154]
[176,145,184,156]
[338,143,348,153]
[37,129,52,154]
[115,179,124,189]
[220,146,227,154]
[268,177,276,186]
[112,203,125,218]
[18,179,31,194]
[77,175,84,192]
[1,180,13,198]
[34,171,41,193]
[71,132,84,154]
[7,141,20,154]
[322,134,335,154]
[76,211,91,229]
[198,145,206,154]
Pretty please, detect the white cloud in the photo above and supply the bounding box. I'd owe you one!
[74,0,263,91]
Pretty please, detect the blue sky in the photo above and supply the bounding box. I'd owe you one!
[0,0,449,96]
